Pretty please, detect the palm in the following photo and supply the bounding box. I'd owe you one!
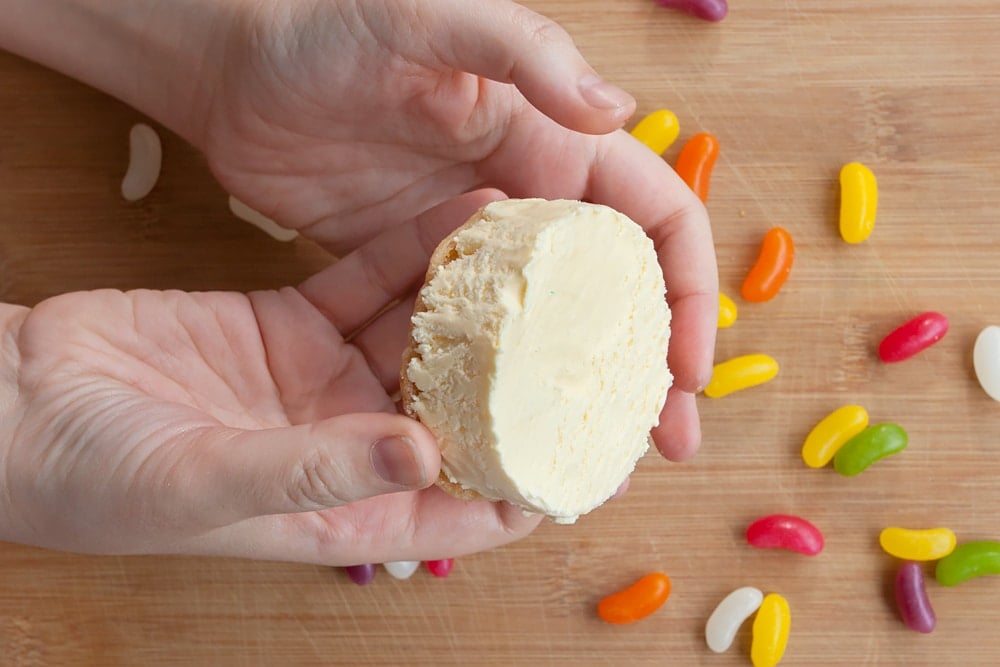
[2,193,536,564]
[202,2,602,254]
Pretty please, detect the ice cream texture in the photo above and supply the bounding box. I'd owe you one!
[403,199,672,523]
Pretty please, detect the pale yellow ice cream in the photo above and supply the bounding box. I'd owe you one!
[403,199,672,523]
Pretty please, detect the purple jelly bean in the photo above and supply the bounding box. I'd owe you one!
[345,563,376,586]
[895,561,936,633]
[654,0,729,22]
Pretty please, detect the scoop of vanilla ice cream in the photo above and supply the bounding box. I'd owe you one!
[405,198,671,523]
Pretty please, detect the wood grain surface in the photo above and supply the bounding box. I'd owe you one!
[2,1,1000,664]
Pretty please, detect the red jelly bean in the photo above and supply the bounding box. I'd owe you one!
[878,311,949,363]
[896,561,936,634]
[746,514,824,555]
[426,559,454,578]
[654,0,728,22]
[345,563,376,586]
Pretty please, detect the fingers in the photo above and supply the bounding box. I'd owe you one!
[587,133,719,394]
[389,0,635,134]
[651,386,702,461]
[298,189,505,335]
[159,413,442,529]
[177,487,543,565]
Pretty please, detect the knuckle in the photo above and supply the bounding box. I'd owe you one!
[288,447,352,510]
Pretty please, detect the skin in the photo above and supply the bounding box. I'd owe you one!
[0,0,718,565]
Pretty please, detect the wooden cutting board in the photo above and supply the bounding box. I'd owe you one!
[2,1,999,664]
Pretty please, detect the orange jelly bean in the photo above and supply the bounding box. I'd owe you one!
[741,227,795,303]
[597,572,672,624]
[674,132,719,202]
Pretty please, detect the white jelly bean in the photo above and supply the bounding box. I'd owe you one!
[382,560,421,580]
[121,123,162,202]
[973,325,1000,401]
[705,586,764,653]
[228,196,299,242]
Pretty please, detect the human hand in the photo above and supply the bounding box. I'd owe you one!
[0,190,540,564]
[193,0,718,460]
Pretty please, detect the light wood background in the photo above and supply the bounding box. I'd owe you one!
[2,1,1000,664]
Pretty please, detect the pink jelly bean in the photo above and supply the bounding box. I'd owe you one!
[345,563,376,586]
[896,561,936,633]
[654,0,728,22]
[746,514,824,555]
[878,311,949,363]
[426,559,455,578]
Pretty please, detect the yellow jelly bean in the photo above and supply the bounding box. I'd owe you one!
[880,527,957,562]
[838,162,878,244]
[751,593,790,667]
[703,354,779,398]
[630,109,680,155]
[718,292,738,329]
[801,405,869,469]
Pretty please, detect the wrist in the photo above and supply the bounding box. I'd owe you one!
[0,0,244,146]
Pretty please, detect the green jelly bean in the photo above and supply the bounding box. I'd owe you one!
[936,541,1000,586]
[833,423,907,476]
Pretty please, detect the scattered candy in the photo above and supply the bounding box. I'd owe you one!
[878,312,949,363]
[705,586,764,653]
[741,227,795,303]
[935,540,1000,586]
[703,354,779,398]
[597,572,672,625]
[801,405,869,469]
[879,527,957,562]
[629,109,680,155]
[896,561,936,634]
[751,593,790,667]
[228,195,299,242]
[426,559,455,578]
[718,292,738,329]
[973,325,1000,401]
[654,0,728,21]
[833,423,908,477]
[345,564,376,586]
[674,132,719,202]
[121,123,162,202]
[383,561,421,580]
[838,162,878,244]
[746,514,824,556]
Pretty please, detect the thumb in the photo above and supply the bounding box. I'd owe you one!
[164,414,441,528]
[395,0,635,134]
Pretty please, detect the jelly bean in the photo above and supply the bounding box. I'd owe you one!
[839,162,878,244]
[801,405,869,469]
[674,132,719,202]
[718,292,738,329]
[935,541,1000,586]
[654,0,728,21]
[426,559,454,578]
[597,572,672,624]
[705,586,764,653]
[896,561,936,634]
[741,227,795,303]
[973,325,1000,401]
[383,561,421,580]
[703,354,779,398]
[833,423,907,477]
[746,514,824,556]
[345,564,376,586]
[751,593,790,667]
[878,311,949,363]
[629,109,680,155]
[879,527,957,561]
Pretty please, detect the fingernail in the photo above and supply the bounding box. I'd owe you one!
[371,436,426,488]
[579,74,635,112]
